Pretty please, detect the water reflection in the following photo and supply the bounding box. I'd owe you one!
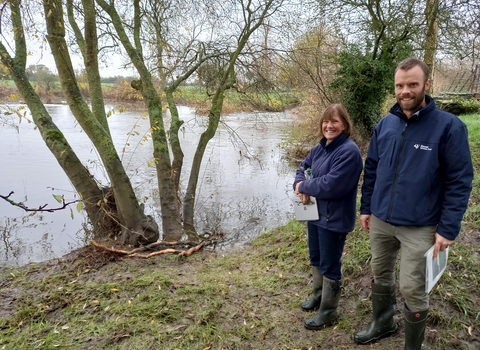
[0,214,86,264]
[0,104,297,266]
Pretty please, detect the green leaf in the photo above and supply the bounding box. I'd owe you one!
[70,207,74,219]
[76,201,83,212]
[53,194,63,203]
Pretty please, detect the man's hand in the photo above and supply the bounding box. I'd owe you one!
[433,232,453,259]
[360,214,371,233]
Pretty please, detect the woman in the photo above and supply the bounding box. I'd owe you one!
[293,103,363,330]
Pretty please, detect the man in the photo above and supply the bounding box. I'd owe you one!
[354,58,473,350]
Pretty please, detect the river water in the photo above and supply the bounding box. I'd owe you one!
[0,104,299,266]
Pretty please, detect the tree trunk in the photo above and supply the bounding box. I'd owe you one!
[424,0,439,95]
[165,88,185,192]
[183,0,276,230]
[67,0,111,135]
[95,0,183,240]
[165,53,209,193]
[0,1,105,233]
[4,68,106,233]
[183,90,225,232]
[148,97,184,240]
[44,0,159,245]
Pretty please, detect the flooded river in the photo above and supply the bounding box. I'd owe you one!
[0,104,299,266]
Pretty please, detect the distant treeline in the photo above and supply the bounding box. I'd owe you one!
[100,75,139,84]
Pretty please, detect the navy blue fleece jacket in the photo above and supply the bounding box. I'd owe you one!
[360,96,474,240]
[294,133,363,232]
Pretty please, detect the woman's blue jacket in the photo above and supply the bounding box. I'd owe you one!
[294,133,363,233]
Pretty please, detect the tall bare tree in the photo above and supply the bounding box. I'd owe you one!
[182,0,282,231]
[92,0,284,236]
[279,23,341,105]
[45,0,160,245]
[436,0,480,67]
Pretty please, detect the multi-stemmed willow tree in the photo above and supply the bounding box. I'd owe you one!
[0,0,284,245]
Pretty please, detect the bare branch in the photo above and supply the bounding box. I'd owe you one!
[0,191,80,213]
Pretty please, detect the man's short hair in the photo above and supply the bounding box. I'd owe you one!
[395,58,430,82]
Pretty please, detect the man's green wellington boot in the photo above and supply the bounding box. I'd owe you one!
[354,283,398,344]
[404,305,428,350]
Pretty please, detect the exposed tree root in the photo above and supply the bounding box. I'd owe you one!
[178,242,205,256]
[90,239,205,258]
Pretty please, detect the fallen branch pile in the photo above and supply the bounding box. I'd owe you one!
[91,239,205,258]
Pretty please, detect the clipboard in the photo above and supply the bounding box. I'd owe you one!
[292,196,319,221]
[425,245,449,293]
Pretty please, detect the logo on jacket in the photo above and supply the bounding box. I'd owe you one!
[414,144,432,151]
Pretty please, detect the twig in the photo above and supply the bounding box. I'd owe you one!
[0,191,79,213]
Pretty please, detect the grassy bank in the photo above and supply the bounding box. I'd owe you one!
[0,114,479,349]
[173,86,300,114]
[1,80,300,114]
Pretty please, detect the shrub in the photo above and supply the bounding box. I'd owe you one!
[438,96,480,115]
[330,46,395,140]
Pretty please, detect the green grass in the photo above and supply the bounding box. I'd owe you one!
[174,85,300,112]
[1,214,478,349]
[461,114,480,228]
[0,79,16,87]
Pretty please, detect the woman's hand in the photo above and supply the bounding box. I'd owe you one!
[295,181,302,194]
[299,193,311,205]
[295,182,311,204]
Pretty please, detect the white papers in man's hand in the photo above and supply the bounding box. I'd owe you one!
[292,196,319,221]
[425,245,449,293]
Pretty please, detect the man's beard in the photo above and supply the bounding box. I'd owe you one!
[397,86,426,114]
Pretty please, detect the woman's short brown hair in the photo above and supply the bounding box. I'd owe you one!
[318,103,353,138]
